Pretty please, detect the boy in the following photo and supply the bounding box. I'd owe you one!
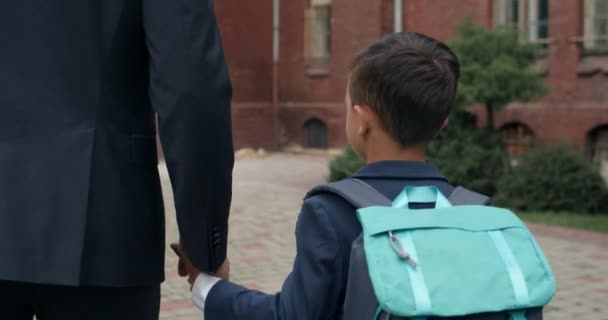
[184,32,461,319]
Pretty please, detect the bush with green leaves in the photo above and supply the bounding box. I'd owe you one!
[328,144,365,182]
[427,112,508,197]
[495,144,608,214]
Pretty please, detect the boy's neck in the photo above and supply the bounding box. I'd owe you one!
[363,141,427,164]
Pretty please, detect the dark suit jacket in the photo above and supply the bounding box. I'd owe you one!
[0,0,233,287]
[204,161,454,320]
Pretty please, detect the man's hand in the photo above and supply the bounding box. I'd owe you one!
[170,243,200,289]
[170,243,231,290]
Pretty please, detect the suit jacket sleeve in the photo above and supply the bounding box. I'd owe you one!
[143,0,234,273]
[204,199,345,320]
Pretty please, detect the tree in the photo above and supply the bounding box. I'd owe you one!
[447,17,549,128]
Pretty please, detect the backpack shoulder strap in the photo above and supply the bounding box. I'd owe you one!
[306,178,392,209]
[448,186,491,206]
[307,180,490,208]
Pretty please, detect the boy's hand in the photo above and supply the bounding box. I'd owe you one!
[170,242,200,290]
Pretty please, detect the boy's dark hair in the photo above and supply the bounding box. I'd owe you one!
[350,32,460,147]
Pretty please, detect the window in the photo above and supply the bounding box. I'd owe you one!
[305,118,328,149]
[494,0,550,42]
[501,123,535,156]
[584,0,608,51]
[588,126,608,182]
[306,0,331,67]
[494,0,519,28]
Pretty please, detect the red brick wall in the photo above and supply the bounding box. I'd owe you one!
[473,102,608,148]
[544,0,582,103]
[279,0,383,103]
[405,0,492,42]
[215,0,276,149]
[382,0,395,35]
[281,103,347,148]
[214,0,608,150]
[231,103,276,149]
[274,0,385,148]
[489,0,608,148]
[215,0,273,102]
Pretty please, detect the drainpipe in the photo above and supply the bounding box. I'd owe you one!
[272,0,280,148]
[394,0,403,32]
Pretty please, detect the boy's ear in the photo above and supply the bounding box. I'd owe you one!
[353,104,372,136]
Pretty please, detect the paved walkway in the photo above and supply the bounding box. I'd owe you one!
[159,153,608,320]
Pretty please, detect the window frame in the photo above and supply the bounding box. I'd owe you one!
[588,126,608,183]
[305,0,332,73]
[584,0,608,54]
[493,0,553,45]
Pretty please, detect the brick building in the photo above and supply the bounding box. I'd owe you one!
[214,0,608,178]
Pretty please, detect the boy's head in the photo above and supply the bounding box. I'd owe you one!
[346,32,460,161]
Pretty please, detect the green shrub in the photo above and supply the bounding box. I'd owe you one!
[495,144,608,214]
[328,144,365,182]
[427,112,508,197]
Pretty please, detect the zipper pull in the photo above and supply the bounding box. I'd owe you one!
[388,231,418,268]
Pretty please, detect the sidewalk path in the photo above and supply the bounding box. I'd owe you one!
[159,153,608,320]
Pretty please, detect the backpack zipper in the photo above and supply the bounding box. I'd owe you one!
[388,231,418,268]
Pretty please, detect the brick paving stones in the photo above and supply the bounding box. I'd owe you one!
[159,153,608,320]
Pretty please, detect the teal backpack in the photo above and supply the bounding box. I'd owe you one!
[309,179,556,320]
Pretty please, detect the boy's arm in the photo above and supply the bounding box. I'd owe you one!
[195,198,345,320]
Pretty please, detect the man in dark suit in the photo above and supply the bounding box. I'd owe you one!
[0,0,233,319]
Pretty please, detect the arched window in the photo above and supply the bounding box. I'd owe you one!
[305,118,328,149]
[501,122,535,156]
[588,125,608,182]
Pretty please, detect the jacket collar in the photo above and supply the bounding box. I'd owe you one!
[351,160,447,181]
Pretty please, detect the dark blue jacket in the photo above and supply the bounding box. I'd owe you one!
[0,0,233,286]
[205,161,454,320]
